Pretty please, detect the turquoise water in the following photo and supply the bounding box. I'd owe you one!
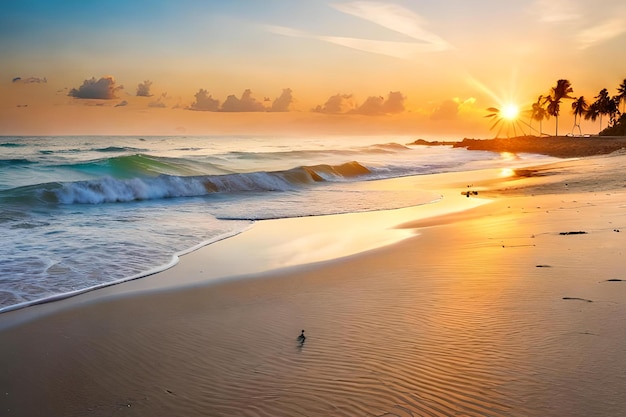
[0,135,556,312]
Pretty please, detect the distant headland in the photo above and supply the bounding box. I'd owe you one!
[410,135,626,158]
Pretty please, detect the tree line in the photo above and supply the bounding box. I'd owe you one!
[492,79,625,138]
[528,78,626,137]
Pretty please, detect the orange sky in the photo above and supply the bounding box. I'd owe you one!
[1,1,625,138]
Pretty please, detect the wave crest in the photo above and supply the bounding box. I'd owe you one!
[2,161,372,205]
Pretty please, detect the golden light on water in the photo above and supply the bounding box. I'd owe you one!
[500,152,517,161]
[500,168,515,177]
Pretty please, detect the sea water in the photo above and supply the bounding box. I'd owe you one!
[0,135,555,312]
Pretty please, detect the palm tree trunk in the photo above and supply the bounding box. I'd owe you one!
[600,115,603,132]
[555,116,559,136]
[572,115,582,136]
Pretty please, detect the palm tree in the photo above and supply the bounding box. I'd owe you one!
[588,88,611,131]
[529,95,549,136]
[617,78,626,113]
[571,96,588,136]
[608,96,621,126]
[544,79,574,136]
[584,101,601,131]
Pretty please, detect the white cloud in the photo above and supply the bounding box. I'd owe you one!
[331,2,450,50]
[532,0,581,23]
[318,35,444,59]
[576,18,626,49]
[265,1,450,59]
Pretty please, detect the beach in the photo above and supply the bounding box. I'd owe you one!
[2,146,626,416]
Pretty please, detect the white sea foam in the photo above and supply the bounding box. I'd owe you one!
[0,135,561,312]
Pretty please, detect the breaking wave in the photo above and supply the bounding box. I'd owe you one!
[1,161,372,205]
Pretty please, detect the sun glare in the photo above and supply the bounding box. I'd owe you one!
[501,104,519,120]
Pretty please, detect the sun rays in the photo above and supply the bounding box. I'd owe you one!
[485,104,528,137]
[467,76,529,137]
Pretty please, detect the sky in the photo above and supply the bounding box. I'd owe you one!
[1,0,625,138]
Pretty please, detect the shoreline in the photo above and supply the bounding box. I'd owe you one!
[3,151,626,415]
[0,168,494,329]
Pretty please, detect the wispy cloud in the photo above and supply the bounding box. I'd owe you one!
[576,18,626,49]
[533,0,581,23]
[331,2,450,50]
[318,35,444,59]
[265,1,450,59]
[265,25,432,59]
[12,76,47,84]
[531,0,625,49]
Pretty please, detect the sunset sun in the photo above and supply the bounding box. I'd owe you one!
[501,103,520,120]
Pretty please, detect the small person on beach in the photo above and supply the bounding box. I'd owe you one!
[297,330,306,344]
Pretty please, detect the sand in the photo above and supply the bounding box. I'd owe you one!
[2,151,626,416]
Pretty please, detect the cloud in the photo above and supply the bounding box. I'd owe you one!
[148,93,168,108]
[270,88,294,112]
[12,76,47,84]
[530,1,626,50]
[221,89,266,112]
[352,95,385,115]
[313,94,357,114]
[352,91,406,115]
[313,91,405,115]
[265,1,450,60]
[68,76,122,99]
[532,0,581,23]
[430,97,476,120]
[576,18,626,49]
[331,2,450,50]
[114,100,128,107]
[317,35,445,59]
[188,89,220,111]
[430,99,460,120]
[381,91,405,114]
[136,80,153,97]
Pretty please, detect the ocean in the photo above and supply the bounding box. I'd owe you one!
[0,135,556,313]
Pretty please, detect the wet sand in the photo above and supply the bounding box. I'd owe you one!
[2,151,626,416]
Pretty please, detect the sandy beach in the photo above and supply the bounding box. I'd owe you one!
[2,147,626,416]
